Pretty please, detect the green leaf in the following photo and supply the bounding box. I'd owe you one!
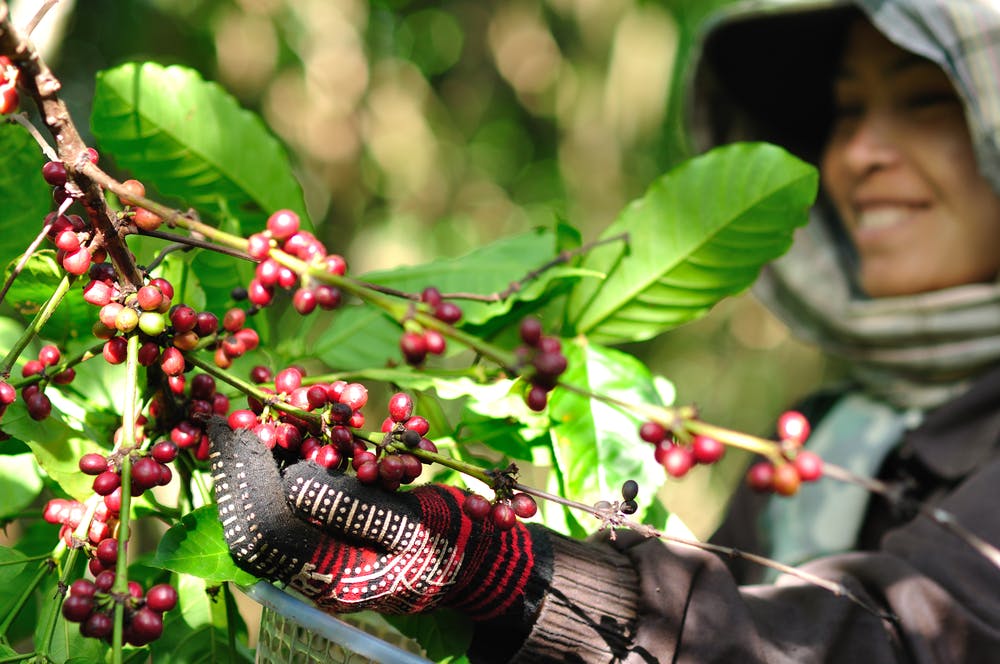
[0,547,31,624]
[0,454,44,519]
[2,404,106,500]
[0,123,50,273]
[91,62,308,233]
[566,142,817,344]
[311,306,405,371]
[547,339,672,511]
[385,610,472,662]
[151,575,253,663]
[3,252,92,345]
[152,505,259,585]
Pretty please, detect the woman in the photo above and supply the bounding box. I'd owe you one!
[208,0,1000,661]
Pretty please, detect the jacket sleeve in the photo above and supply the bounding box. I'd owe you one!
[490,456,1000,663]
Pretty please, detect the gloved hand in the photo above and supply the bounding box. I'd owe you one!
[206,417,540,620]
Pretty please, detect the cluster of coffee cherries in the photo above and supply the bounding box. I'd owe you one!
[78,425,178,505]
[61,574,178,646]
[515,317,567,411]
[228,368,439,492]
[13,344,75,421]
[244,209,346,314]
[150,372,230,461]
[638,421,726,479]
[43,497,117,551]
[399,287,463,366]
[461,489,538,531]
[0,55,18,115]
[745,410,823,496]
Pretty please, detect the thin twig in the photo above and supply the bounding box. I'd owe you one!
[23,0,59,37]
[822,462,1000,568]
[358,232,631,304]
[0,218,53,306]
[511,480,895,621]
[138,228,254,264]
[7,112,57,160]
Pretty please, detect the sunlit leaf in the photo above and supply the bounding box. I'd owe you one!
[151,574,253,663]
[152,506,259,585]
[0,454,44,519]
[566,142,817,344]
[3,252,92,345]
[547,339,672,510]
[91,62,308,233]
[0,123,50,274]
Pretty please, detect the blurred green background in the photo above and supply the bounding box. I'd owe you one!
[11,0,834,532]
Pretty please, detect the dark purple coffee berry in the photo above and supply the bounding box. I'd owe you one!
[79,453,108,476]
[463,493,491,521]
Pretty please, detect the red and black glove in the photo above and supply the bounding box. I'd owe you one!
[206,417,550,623]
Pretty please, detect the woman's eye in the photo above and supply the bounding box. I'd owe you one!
[904,92,958,110]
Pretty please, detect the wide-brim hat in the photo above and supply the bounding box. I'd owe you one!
[687,0,860,163]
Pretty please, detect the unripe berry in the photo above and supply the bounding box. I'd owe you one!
[772,463,801,496]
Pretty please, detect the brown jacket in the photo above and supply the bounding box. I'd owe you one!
[481,368,1000,663]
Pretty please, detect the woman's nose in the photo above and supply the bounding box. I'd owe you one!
[838,110,900,174]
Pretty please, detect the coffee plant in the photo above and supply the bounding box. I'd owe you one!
[0,3,867,662]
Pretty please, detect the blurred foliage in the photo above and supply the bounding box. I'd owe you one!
[12,0,833,528]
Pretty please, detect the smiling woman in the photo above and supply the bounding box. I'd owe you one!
[821,19,1000,297]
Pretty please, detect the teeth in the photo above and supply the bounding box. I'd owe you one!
[856,208,909,230]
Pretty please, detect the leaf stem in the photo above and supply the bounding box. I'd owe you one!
[111,334,140,664]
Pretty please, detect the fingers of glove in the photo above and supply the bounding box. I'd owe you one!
[207,417,329,582]
[282,460,426,552]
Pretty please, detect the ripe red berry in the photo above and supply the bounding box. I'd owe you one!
[292,288,317,315]
[378,455,404,482]
[313,444,341,468]
[434,302,462,324]
[0,381,15,405]
[132,457,163,491]
[339,382,368,410]
[511,492,538,519]
[22,359,44,377]
[127,607,163,645]
[136,285,163,311]
[61,595,94,623]
[82,611,113,638]
[463,493,491,521]
[25,391,52,420]
[639,421,667,444]
[692,434,725,464]
[746,461,775,493]
[777,410,811,445]
[355,460,380,484]
[793,450,824,482]
[399,331,427,365]
[274,367,303,394]
[662,445,694,478]
[145,583,179,613]
[92,471,121,496]
[223,308,246,333]
[160,347,185,376]
[519,317,543,347]
[42,161,67,186]
[490,502,517,530]
[62,247,92,275]
[0,86,19,115]
[403,415,430,436]
[151,441,179,463]
[195,311,219,336]
[69,578,97,599]
[525,384,549,411]
[95,537,118,567]
[38,344,61,367]
[388,392,413,422]
[228,409,258,430]
[79,453,108,475]
[266,209,300,241]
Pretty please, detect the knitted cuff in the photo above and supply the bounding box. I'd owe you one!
[506,531,640,663]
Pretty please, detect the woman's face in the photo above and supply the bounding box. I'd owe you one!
[820,19,1000,297]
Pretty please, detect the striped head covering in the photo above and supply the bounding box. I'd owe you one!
[689,0,1000,410]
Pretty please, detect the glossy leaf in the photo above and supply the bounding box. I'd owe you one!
[0,454,44,519]
[152,505,259,586]
[151,575,253,663]
[91,62,308,233]
[3,252,92,344]
[547,339,672,511]
[0,124,50,274]
[2,404,106,500]
[565,142,817,344]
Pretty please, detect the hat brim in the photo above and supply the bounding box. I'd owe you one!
[689,1,861,162]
